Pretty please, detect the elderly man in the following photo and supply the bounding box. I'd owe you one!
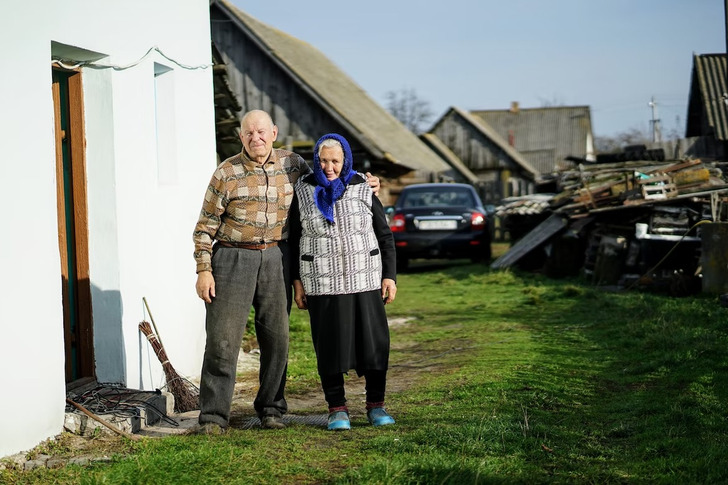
[191,110,379,433]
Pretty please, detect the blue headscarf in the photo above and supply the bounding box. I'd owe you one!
[312,133,355,223]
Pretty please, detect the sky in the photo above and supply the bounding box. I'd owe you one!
[230,0,725,139]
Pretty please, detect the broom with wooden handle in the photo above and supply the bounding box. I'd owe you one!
[139,303,199,413]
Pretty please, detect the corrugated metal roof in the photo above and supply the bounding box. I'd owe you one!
[686,53,728,140]
[470,105,594,173]
[214,0,449,174]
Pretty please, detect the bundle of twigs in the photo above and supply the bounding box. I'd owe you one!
[139,315,199,413]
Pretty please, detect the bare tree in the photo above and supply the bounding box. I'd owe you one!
[537,96,566,107]
[595,126,652,153]
[385,87,434,134]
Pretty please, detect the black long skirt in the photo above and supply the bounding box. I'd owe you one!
[306,289,390,376]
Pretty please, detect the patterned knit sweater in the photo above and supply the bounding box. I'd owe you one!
[290,174,396,296]
[192,149,310,273]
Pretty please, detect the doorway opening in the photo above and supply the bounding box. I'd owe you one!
[52,68,95,384]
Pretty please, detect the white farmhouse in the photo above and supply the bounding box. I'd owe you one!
[0,1,215,457]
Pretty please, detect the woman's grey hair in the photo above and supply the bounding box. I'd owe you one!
[318,138,343,157]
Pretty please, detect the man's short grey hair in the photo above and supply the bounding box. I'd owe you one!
[318,138,343,157]
[240,109,274,129]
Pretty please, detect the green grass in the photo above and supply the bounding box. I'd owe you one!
[4,260,728,484]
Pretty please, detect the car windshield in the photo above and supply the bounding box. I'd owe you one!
[400,188,474,208]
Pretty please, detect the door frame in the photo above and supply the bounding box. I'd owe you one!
[52,67,95,383]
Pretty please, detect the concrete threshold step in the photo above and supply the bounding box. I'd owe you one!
[65,380,175,437]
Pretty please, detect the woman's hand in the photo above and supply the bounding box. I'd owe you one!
[365,172,381,196]
[293,280,308,310]
[381,278,397,304]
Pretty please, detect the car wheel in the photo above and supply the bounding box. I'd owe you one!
[396,257,409,272]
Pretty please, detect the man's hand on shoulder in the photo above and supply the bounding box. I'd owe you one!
[365,172,381,196]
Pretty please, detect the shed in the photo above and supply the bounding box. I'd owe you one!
[471,103,596,174]
[428,106,541,204]
[685,53,728,160]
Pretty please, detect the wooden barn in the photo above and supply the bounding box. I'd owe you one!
[426,106,541,205]
[470,103,596,174]
[209,0,465,204]
[685,53,728,160]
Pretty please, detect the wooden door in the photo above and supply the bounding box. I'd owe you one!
[52,68,95,383]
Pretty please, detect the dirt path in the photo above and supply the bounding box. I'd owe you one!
[2,317,425,469]
[230,317,419,421]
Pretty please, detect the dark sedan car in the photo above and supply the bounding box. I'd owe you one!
[388,183,492,270]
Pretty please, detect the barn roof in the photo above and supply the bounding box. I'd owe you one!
[686,53,728,141]
[470,104,594,173]
[212,0,450,175]
[435,106,541,180]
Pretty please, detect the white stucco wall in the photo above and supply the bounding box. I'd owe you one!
[0,1,214,458]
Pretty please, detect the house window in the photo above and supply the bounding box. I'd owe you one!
[154,63,177,184]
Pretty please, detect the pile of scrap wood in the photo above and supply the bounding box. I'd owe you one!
[492,157,728,294]
[554,158,726,215]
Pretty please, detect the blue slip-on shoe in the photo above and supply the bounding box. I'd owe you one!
[327,411,351,431]
[367,407,395,426]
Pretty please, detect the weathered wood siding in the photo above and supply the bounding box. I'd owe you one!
[209,3,459,205]
[211,6,359,159]
[431,111,534,203]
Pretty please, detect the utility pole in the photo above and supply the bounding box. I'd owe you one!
[649,96,662,143]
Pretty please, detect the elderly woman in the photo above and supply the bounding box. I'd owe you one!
[289,133,397,431]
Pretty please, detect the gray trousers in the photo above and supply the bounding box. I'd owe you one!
[198,244,289,426]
